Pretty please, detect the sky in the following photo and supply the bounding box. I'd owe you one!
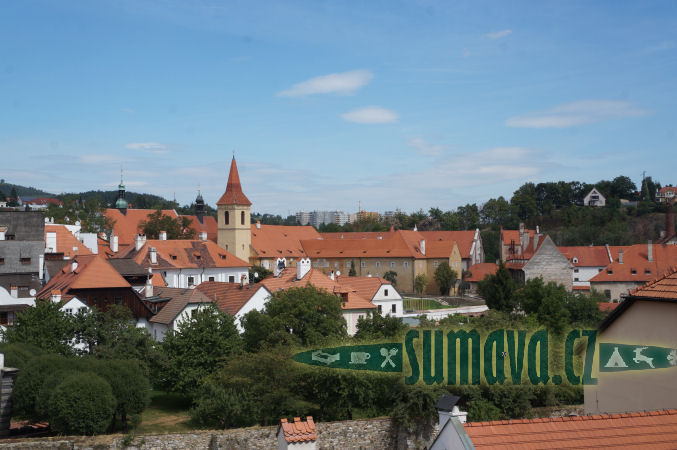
[1,1,676,215]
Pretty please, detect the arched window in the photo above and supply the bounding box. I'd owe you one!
[225,211,230,225]
[241,211,245,225]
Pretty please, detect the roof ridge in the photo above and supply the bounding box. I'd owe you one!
[464,409,677,428]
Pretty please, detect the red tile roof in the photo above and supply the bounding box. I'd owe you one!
[659,186,677,195]
[37,255,131,299]
[149,286,212,324]
[252,224,320,259]
[466,263,498,282]
[261,269,376,310]
[464,409,677,449]
[558,246,612,267]
[628,266,677,299]
[119,239,250,270]
[300,234,414,259]
[195,281,267,315]
[45,224,93,259]
[104,208,178,246]
[216,157,251,206]
[183,215,217,242]
[589,244,677,283]
[278,417,317,443]
[598,301,620,311]
[335,276,391,301]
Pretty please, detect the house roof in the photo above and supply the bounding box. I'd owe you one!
[558,246,612,267]
[466,263,498,282]
[149,286,212,324]
[504,234,548,267]
[107,258,148,277]
[183,215,217,242]
[658,186,677,195]
[216,157,251,206]
[300,235,414,259]
[278,417,317,444]
[45,224,94,259]
[628,266,677,299]
[335,276,392,301]
[252,224,320,259]
[104,208,178,246]
[261,269,376,310]
[37,255,131,299]
[195,281,268,316]
[464,409,677,449]
[501,228,535,247]
[589,244,677,283]
[119,239,250,270]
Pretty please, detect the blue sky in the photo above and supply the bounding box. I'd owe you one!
[1,1,675,215]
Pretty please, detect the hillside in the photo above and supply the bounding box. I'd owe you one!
[0,180,54,198]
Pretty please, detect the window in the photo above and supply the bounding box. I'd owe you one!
[346,261,352,268]
[171,255,177,260]
[375,273,379,277]
[0,258,3,265]
[631,269,637,275]
[114,296,122,305]
[574,269,579,273]
[334,262,339,269]
[219,254,226,260]
[375,261,381,268]
[188,276,195,286]
[598,268,603,272]
[208,276,215,282]
[390,262,395,268]
[604,290,611,300]
[404,261,409,268]
[384,289,389,296]
[391,304,396,314]
[225,211,230,225]
[361,261,366,268]
[574,277,579,282]
[607,269,613,274]
[377,305,382,314]
[645,269,651,275]
[241,211,245,225]
[229,275,235,283]
[0,312,7,326]
[20,257,31,265]
[434,260,439,267]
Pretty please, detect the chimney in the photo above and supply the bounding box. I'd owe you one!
[71,260,78,272]
[111,235,119,253]
[159,230,167,241]
[199,231,207,241]
[648,240,653,262]
[149,247,157,265]
[437,395,468,430]
[45,232,57,253]
[145,271,153,298]
[297,257,311,279]
[135,234,146,251]
[618,249,623,264]
[420,239,426,256]
[519,222,525,234]
[413,224,418,232]
[329,271,335,281]
[9,286,17,298]
[50,290,62,303]
[274,258,287,277]
[256,220,261,230]
[0,228,5,241]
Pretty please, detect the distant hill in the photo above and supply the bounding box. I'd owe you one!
[0,180,55,198]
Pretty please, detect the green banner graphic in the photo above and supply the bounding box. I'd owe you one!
[293,343,403,372]
[599,343,677,372]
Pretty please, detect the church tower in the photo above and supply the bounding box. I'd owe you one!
[217,156,251,262]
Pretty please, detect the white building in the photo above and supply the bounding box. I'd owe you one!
[584,188,606,207]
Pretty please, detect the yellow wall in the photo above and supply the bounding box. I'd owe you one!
[217,204,251,263]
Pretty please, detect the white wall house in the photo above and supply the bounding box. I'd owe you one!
[584,188,606,207]
[160,267,248,289]
[371,284,403,317]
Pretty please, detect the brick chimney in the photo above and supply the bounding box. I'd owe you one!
[297,257,311,280]
[159,230,167,241]
[50,290,62,303]
[145,273,153,298]
[256,220,261,230]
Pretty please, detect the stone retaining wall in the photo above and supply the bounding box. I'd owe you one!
[0,417,437,450]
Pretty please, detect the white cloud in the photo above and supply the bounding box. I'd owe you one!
[485,30,512,39]
[277,70,373,97]
[79,154,129,164]
[506,100,648,129]
[125,142,169,154]
[407,138,449,156]
[341,106,398,124]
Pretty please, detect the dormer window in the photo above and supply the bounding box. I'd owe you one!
[607,269,613,274]
[20,257,31,265]
[219,254,226,260]
[631,269,637,275]
[645,269,651,275]
[171,254,177,260]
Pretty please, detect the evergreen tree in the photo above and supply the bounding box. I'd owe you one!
[477,262,517,312]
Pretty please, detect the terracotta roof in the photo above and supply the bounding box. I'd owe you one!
[195,281,268,315]
[261,269,376,310]
[37,255,131,299]
[216,157,251,206]
[589,244,677,283]
[628,266,677,299]
[300,235,414,259]
[252,224,320,259]
[149,286,212,324]
[573,285,591,291]
[104,208,178,246]
[658,186,677,195]
[558,246,612,267]
[278,417,317,443]
[335,276,392,301]
[321,231,395,240]
[151,272,167,287]
[501,228,535,247]
[466,263,498,282]
[464,409,677,449]
[25,198,62,206]
[119,239,250,270]
[107,258,148,277]
[598,301,619,311]
[504,234,548,265]
[45,224,93,259]
[183,215,217,242]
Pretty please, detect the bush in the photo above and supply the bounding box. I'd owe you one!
[94,359,151,429]
[0,343,45,370]
[12,354,75,420]
[47,372,116,435]
[467,399,502,422]
[190,381,257,429]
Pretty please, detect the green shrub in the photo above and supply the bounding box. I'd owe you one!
[190,381,257,429]
[12,354,74,420]
[467,399,502,422]
[0,343,45,370]
[47,372,115,435]
[94,359,151,429]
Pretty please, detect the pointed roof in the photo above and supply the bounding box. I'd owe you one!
[37,255,131,299]
[217,157,252,206]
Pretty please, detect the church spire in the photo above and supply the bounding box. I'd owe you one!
[216,156,252,206]
[115,169,128,212]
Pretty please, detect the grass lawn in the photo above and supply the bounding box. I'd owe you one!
[403,298,449,311]
[135,391,197,435]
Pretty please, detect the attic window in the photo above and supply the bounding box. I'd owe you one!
[0,258,4,265]
[20,257,31,265]
[645,269,651,275]
[219,254,226,260]
[607,269,613,274]
[631,269,637,275]
[171,254,177,260]
[195,254,201,260]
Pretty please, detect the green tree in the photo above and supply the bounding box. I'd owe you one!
[511,183,539,220]
[161,304,243,394]
[354,313,408,340]
[242,286,346,352]
[95,359,151,430]
[537,293,570,335]
[349,260,357,277]
[138,209,196,239]
[47,372,116,435]
[433,262,457,295]
[2,301,75,355]
[190,381,258,429]
[383,270,397,286]
[414,274,428,298]
[477,262,517,312]
[8,187,18,206]
[249,265,272,283]
[468,399,502,422]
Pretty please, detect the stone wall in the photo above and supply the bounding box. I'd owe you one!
[523,236,573,291]
[0,418,438,450]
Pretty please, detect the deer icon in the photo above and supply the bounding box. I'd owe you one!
[633,347,655,368]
